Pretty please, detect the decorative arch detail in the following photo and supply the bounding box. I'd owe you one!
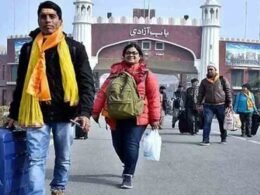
[95,38,199,73]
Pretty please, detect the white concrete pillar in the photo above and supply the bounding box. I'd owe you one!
[200,0,221,79]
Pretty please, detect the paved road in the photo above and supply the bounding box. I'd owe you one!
[45,116,260,195]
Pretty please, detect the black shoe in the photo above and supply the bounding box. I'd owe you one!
[247,135,252,137]
[121,174,133,189]
[220,138,227,144]
[200,141,210,146]
[172,124,175,128]
[220,139,227,144]
[75,136,88,140]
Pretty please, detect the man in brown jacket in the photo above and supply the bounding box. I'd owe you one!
[196,63,232,146]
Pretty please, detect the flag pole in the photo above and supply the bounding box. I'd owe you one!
[143,0,146,18]
[148,0,150,19]
[244,0,248,39]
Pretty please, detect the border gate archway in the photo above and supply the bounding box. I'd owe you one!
[93,39,198,88]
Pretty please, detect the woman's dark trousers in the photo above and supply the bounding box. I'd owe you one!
[111,119,146,175]
[239,112,253,137]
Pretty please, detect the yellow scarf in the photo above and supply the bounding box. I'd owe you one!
[18,27,79,127]
[243,92,254,109]
[207,74,219,83]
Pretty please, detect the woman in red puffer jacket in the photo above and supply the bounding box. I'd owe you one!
[92,42,160,189]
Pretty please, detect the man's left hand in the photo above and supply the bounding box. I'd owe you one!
[72,116,91,132]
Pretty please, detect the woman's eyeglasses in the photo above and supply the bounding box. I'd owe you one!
[125,51,139,56]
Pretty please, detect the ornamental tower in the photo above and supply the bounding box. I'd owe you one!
[73,0,93,62]
[200,0,221,80]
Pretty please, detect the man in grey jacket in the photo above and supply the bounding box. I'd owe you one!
[196,63,232,146]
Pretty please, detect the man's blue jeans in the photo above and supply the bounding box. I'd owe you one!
[111,119,146,175]
[26,123,74,195]
[202,104,227,142]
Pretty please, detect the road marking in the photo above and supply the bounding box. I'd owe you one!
[212,130,260,145]
[231,135,260,144]
[232,136,247,141]
[248,140,260,145]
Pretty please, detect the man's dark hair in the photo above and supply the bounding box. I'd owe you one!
[191,78,199,83]
[38,1,62,19]
[160,86,166,90]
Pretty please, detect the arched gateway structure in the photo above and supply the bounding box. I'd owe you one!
[2,0,260,106]
[72,0,221,87]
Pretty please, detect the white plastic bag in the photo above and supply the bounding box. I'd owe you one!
[142,129,162,161]
[224,109,241,131]
[224,110,234,130]
[233,113,241,131]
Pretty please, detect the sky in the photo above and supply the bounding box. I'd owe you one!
[0,0,260,48]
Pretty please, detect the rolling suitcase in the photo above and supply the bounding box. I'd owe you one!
[252,112,260,135]
[178,111,190,134]
[75,125,88,139]
[0,128,28,195]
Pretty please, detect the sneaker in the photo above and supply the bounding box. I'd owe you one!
[51,189,65,195]
[220,138,227,144]
[121,174,133,189]
[200,141,210,146]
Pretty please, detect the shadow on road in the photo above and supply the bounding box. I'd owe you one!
[46,170,121,187]
[162,140,199,145]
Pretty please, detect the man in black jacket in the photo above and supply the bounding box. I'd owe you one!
[185,78,200,134]
[172,84,186,128]
[6,1,95,194]
[159,85,168,129]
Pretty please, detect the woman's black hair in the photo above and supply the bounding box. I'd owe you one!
[122,42,143,57]
[38,1,62,20]
[242,83,251,90]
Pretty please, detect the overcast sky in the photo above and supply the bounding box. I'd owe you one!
[0,0,259,47]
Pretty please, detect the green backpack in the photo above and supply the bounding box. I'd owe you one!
[106,71,144,120]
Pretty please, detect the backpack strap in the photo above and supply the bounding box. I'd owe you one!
[219,76,226,91]
[122,71,138,94]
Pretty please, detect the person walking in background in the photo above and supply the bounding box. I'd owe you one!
[92,42,160,189]
[159,85,168,129]
[172,84,186,128]
[185,78,200,134]
[196,63,232,146]
[233,83,258,137]
[6,1,95,194]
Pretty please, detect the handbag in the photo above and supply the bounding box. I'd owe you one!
[232,112,241,131]
[142,129,162,161]
[224,109,241,131]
